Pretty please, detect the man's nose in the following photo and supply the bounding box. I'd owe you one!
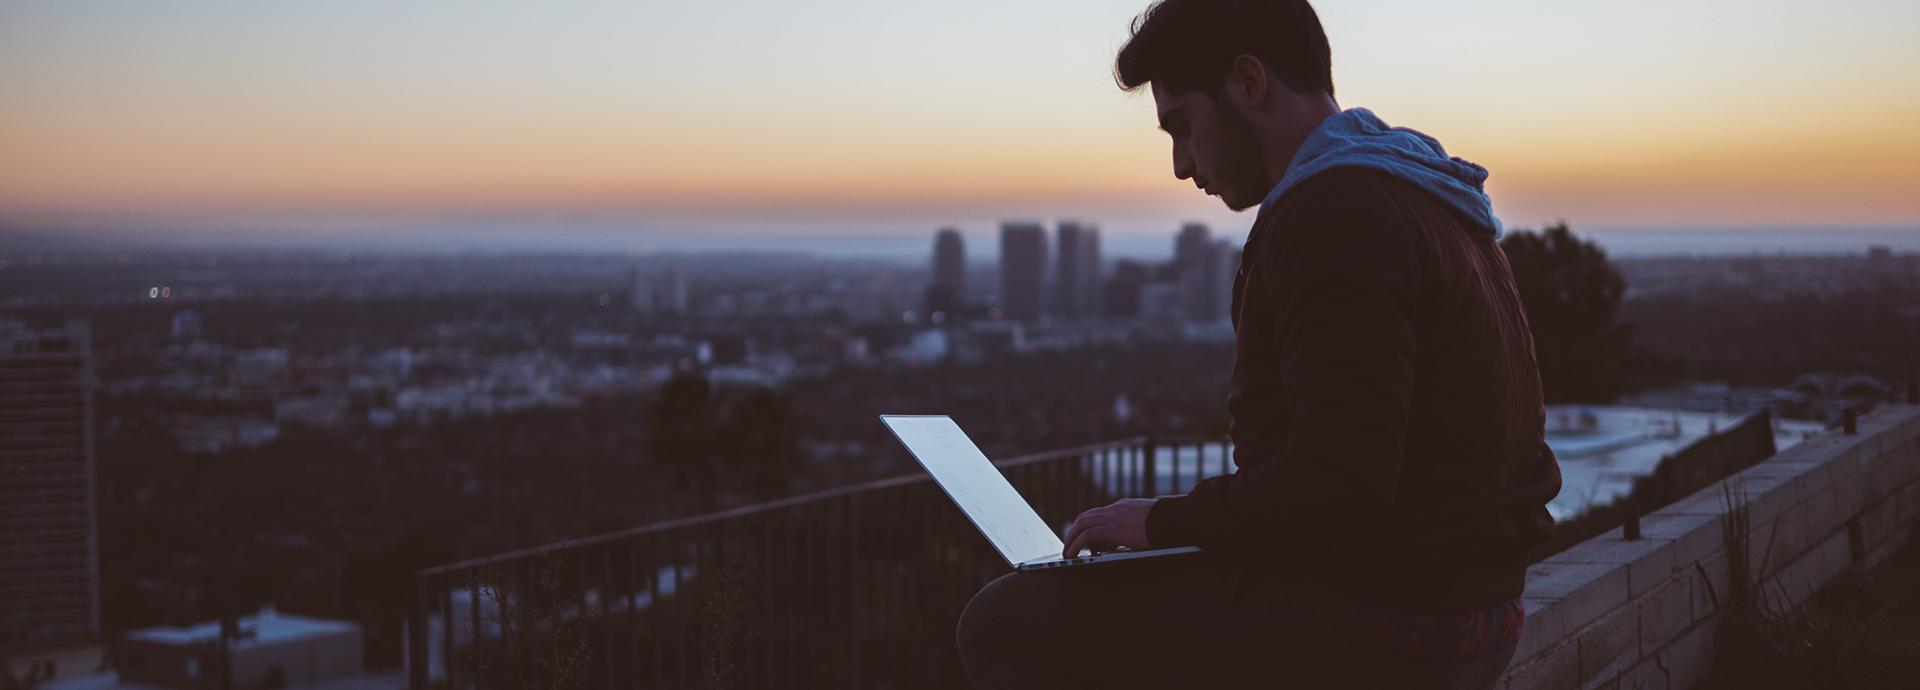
[1159,142,1190,180]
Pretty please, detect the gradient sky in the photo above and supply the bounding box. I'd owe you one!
[3,0,1917,249]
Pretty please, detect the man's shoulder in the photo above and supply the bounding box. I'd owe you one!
[1266,166,1436,222]
[1251,167,1432,265]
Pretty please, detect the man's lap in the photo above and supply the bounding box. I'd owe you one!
[954,553,1515,690]
[956,553,1302,689]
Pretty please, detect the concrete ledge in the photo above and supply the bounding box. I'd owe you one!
[1503,405,1920,690]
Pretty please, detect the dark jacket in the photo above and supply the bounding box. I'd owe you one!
[1146,167,1563,614]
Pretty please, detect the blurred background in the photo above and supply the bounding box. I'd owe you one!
[2,1,1917,688]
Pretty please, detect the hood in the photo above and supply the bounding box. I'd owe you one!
[1259,108,1503,239]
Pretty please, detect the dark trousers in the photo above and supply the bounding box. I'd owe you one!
[955,553,1515,690]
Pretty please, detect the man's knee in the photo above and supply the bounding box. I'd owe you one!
[956,572,1056,657]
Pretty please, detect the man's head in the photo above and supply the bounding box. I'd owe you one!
[1115,0,1340,211]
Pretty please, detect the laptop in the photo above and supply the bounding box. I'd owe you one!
[880,414,1203,571]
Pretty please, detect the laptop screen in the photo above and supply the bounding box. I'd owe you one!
[880,415,1064,566]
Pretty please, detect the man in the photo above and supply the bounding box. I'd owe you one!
[955,1,1563,688]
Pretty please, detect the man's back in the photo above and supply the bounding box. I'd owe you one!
[1149,166,1563,614]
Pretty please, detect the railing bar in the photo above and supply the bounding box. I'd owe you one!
[437,575,453,690]
[673,528,688,690]
[647,534,661,689]
[468,570,483,690]
[845,495,861,689]
[413,439,1154,578]
[622,539,636,690]
[596,544,612,690]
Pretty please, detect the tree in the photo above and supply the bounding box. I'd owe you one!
[716,386,804,500]
[648,372,720,510]
[1500,223,1641,403]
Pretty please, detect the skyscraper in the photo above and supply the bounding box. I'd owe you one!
[1174,223,1222,322]
[999,222,1047,323]
[926,228,966,317]
[631,262,689,318]
[0,320,99,640]
[1054,221,1102,320]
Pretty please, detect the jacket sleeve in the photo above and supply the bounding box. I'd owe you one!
[1146,174,1421,560]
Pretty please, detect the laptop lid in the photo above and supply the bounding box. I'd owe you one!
[880,415,1063,566]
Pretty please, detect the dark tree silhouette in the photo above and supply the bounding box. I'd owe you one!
[648,372,720,510]
[1500,223,1639,403]
[716,386,804,500]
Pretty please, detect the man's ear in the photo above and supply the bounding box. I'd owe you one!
[1224,54,1269,110]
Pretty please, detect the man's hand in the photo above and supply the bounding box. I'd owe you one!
[1061,497,1158,559]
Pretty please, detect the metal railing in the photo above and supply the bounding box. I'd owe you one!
[407,435,1234,690]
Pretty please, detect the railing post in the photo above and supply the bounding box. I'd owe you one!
[1843,407,1858,435]
[1142,436,1158,496]
[409,574,429,689]
[846,496,862,690]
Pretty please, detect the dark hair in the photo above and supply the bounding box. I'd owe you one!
[1115,0,1333,98]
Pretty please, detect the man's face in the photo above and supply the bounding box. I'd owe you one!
[1151,81,1269,212]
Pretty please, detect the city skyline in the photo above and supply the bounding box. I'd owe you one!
[3,0,1918,248]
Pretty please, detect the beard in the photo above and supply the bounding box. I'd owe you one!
[1214,102,1271,212]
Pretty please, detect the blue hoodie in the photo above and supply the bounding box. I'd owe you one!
[1258,108,1503,240]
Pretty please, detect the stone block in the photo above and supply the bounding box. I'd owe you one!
[1801,488,1841,545]
[1687,550,1730,620]
[1546,538,1676,597]
[1829,465,1867,520]
[1577,604,1639,689]
[1504,635,1580,690]
[1638,511,1721,569]
[1765,503,1811,572]
[1740,475,1797,533]
[1858,498,1899,556]
[1764,531,1849,607]
[1789,460,1834,505]
[1525,561,1628,635]
[1516,597,1566,663]
[1898,476,1920,525]
[1637,573,1693,657]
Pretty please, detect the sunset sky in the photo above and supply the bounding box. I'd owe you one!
[2,0,1917,250]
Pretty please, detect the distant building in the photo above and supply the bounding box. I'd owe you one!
[630,262,689,318]
[926,228,966,318]
[1102,260,1150,320]
[0,320,100,641]
[118,606,364,689]
[1174,223,1225,322]
[1209,239,1241,322]
[169,310,203,340]
[999,222,1048,323]
[1053,221,1102,321]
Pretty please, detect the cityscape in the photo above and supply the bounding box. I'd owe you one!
[6,222,1917,686]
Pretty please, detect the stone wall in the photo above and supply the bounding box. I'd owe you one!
[1504,405,1920,690]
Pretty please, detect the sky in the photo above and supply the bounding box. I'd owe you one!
[2,0,1918,253]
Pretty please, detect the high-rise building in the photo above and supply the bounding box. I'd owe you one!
[1211,239,1241,322]
[999,222,1048,323]
[631,262,689,318]
[1102,260,1150,320]
[1054,221,1102,320]
[1174,223,1223,322]
[0,320,100,641]
[926,228,967,318]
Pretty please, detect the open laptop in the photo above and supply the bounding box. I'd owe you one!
[880,414,1202,571]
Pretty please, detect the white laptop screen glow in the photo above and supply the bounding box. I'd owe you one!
[881,415,1063,566]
